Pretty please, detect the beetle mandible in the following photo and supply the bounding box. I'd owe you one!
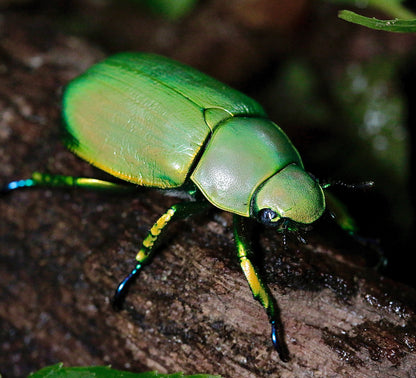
[2,52,367,361]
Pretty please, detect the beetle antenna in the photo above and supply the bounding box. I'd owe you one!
[321,180,375,191]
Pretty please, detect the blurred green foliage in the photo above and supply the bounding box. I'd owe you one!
[131,0,198,20]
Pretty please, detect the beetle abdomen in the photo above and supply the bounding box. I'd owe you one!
[62,53,266,188]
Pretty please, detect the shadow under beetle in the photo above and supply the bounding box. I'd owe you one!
[2,53,373,361]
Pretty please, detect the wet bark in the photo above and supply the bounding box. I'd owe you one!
[1,11,416,378]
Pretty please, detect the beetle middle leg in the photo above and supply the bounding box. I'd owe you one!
[324,186,386,268]
[112,200,211,309]
[233,214,290,362]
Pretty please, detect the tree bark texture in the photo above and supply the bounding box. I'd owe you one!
[1,12,416,378]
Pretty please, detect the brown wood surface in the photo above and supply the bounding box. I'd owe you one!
[1,12,416,378]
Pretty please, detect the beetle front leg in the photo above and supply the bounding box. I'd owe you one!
[233,214,289,362]
[112,200,211,309]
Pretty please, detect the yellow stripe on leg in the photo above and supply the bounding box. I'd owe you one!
[135,248,147,262]
[135,208,176,263]
[240,257,271,310]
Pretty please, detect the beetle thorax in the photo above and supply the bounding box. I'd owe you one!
[190,117,305,217]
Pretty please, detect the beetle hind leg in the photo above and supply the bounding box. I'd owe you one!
[233,215,290,362]
[112,200,211,310]
[1,172,136,194]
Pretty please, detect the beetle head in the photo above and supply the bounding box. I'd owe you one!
[253,164,325,226]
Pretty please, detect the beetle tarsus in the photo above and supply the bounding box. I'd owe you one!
[112,264,142,310]
[0,179,36,194]
[271,320,290,362]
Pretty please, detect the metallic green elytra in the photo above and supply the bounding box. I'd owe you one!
[3,52,350,362]
[62,52,325,224]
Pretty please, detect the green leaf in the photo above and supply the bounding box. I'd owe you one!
[338,10,416,32]
[29,363,222,378]
[327,0,415,20]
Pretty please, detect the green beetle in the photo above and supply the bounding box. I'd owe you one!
[2,53,363,361]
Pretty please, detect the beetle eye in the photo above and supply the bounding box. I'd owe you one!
[258,208,278,224]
